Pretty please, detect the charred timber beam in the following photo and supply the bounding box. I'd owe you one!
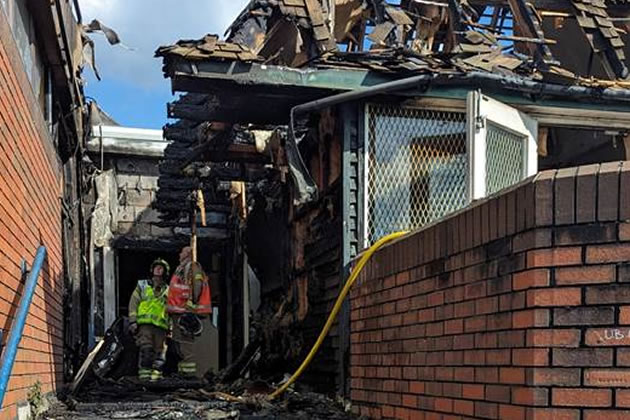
[165,143,267,162]
[159,165,271,182]
[163,121,212,143]
[167,98,301,125]
[188,165,272,182]
[468,0,626,14]
[171,141,270,174]
[506,0,555,67]
[113,236,189,252]
[154,201,232,213]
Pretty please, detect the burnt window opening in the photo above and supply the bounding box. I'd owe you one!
[539,127,630,170]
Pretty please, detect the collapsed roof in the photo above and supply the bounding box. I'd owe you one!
[153,0,630,224]
[157,0,630,86]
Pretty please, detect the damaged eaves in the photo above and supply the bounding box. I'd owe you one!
[157,0,630,88]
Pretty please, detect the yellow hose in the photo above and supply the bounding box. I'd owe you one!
[268,231,409,400]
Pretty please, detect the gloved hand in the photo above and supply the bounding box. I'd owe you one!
[129,322,138,335]
[178,313,203,337]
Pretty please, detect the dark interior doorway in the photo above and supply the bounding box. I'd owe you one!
[116,249,179,318]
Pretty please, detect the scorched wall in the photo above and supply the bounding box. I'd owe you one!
[350,162,630,419]
[0,12,64,420]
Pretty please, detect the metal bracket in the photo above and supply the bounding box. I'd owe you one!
[476,115,486,130]
[20,259,28,277]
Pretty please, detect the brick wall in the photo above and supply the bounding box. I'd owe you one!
[350,162,630,419]
[0,12,64,420]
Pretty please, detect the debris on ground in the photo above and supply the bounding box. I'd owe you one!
[49,318,357,419]
[44,385,357,419]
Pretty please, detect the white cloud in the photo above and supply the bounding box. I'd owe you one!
[79,0,249,90]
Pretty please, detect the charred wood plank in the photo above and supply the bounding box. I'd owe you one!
[506,0,555,66]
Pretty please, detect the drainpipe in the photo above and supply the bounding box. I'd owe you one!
[291,71,630,119]
[0,246,47,407]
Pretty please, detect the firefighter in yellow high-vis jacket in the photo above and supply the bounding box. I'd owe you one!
[128,258,170,381]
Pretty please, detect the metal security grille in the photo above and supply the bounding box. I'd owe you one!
[485,122,525,196]
[366,104,468,245]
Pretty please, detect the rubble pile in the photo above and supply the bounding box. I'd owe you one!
[46,318,356,420]
[44,386,355,420]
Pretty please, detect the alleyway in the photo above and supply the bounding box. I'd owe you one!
[3,0,630,419]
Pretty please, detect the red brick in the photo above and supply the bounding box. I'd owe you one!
[486,349,511,365]
[513,229,551,253]
[513,269,550,290]
[464,315,486,333]
[576,164,599,223]
[497,330,525,348]
[529,368,581,386]
[513,309,550,328]
[453,399,474,416]
[586,285,630,304]
[475,332,498,349]
[586,328,630,346]
[618,349,630,366]
[464,350,486,366]
[434,397,453,413]
[554,167,577,225]
[552,388,611,407]
[396,271,410,286]
[444,319,463,335]
[529,408,580,420]
[498,404,525,420]
[527,247,582,268]
[409,381,425,394]
[555,265,616,285]
[475,296,498,315]
[554,223,617,246]
[553,348,612,367]
[584,410,630,420]
[474,401,498,419]
[554,306,615,326]
[427,291,444,307]
[527,288,581,307]
[454,367,474,382]
[487,312,511,331]
[621,223,630,241]
[394,407,410,420]
[476,367,499,383]
[598,161,621,221]
[485,385,510,403]
[534,170,556,227]
[512,387,548,406]
[512,348,549,366]
[499,367,525,384]
[462,384,485,400]
[585,369,630,387]
[381,405,395,418]
[402,394,417,408]
[617,389,630,407]
[586,244,630,264]
[527,329,580,348]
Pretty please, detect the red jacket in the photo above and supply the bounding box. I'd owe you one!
[167,261,212,314]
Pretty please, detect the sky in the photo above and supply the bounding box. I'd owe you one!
[79,0,249,129]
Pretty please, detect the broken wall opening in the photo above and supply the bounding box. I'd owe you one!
[539,127,629,169]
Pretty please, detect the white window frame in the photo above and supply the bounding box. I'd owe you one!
[467,90,538,201]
